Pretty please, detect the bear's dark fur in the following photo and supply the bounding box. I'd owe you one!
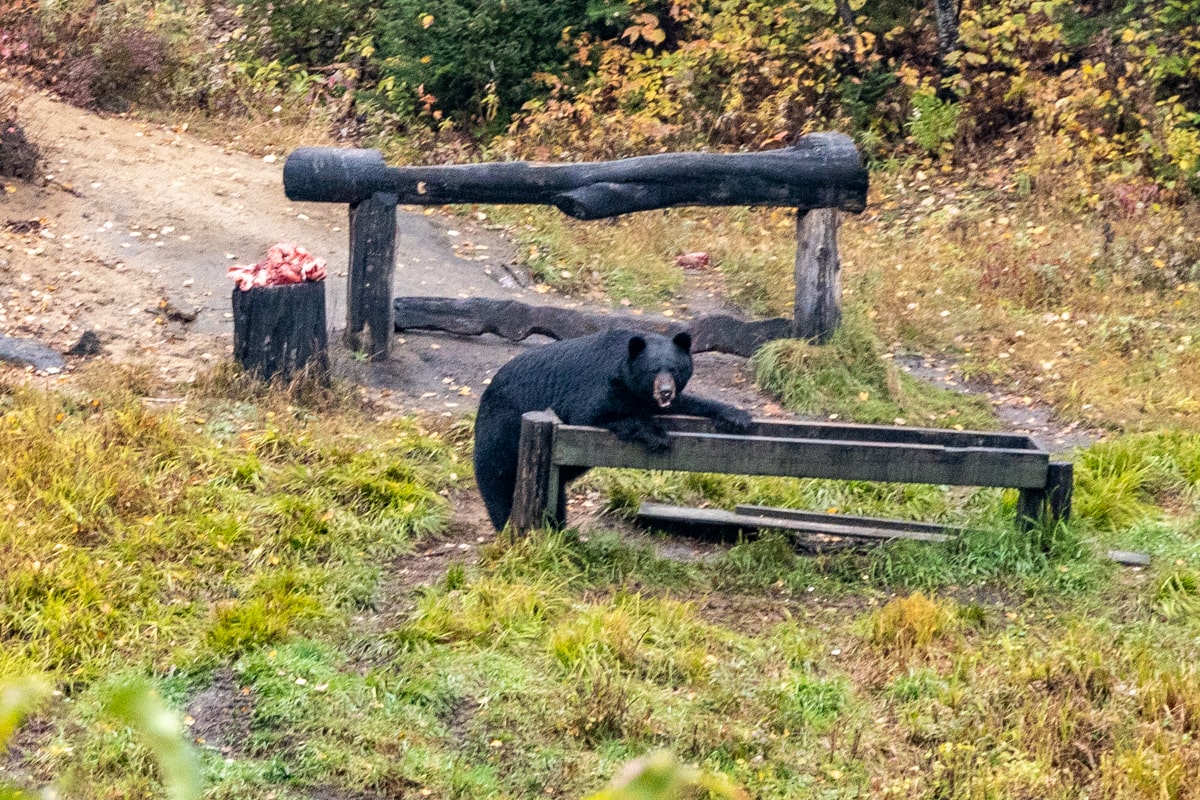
[473,329,753,530]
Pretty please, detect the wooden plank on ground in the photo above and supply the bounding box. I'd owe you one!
[555,427,1050,488]
[637,503,953,543]
[1108,550,1152,567]
[735,504,960,536]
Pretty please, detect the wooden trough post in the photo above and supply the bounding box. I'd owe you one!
[509,410,562,533]
[1017,461,1075,532]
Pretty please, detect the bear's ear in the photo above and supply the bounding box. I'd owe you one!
[627,335,647,360]
[672,332,692,353]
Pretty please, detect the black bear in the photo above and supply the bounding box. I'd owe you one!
[473,329,753,530]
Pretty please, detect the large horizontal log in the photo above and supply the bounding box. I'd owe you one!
[393,296,791,357]
[284,133,868,220]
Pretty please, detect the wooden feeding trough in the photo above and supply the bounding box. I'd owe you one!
[509,412,1073,546]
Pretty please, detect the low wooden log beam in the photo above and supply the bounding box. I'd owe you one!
[285,133,868,220]
[393,296,791,358]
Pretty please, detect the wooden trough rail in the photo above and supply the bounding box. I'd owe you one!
[510,412,1073,542]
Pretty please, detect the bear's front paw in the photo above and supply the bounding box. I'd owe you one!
[715,408,753,434]
[641,430,672,453]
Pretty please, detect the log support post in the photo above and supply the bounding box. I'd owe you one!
[346,190,398,361]
[793,207,842,344]
[510,411,563,534]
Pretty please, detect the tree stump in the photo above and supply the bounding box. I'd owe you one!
[232,281,329,383]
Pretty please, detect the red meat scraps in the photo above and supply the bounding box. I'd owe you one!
[228,243,328,291]
[675,251,711,270]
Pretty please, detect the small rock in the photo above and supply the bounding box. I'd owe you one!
[152,297,200,323]
[0,334,66,371]
[66,330,103,357]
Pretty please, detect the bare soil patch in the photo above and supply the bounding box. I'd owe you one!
[184,667,255,756]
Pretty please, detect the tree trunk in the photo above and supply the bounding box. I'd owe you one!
[934,0,963,100]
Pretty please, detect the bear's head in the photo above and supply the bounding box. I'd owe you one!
[621,331,694,409]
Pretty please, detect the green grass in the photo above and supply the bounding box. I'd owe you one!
[750,311,1000,429]
[488,206,685,307]
[4,352,1200,799]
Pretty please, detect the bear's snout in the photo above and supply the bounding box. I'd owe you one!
[653,371,676,408]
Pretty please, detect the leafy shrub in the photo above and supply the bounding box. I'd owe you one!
[239,0,375,67]
[1,0,203,113]
[906,90,960,154]
[374,0,621,131]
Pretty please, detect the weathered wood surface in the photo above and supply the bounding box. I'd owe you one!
[644,502,1142,562]
[346,191,398,360]
[637,503,952,543]
[655,415,1040,450]
[793,208,842,342]
[393,296,791,358]
[509,411,563,531]
[284,133,868,220]
[551,424,1050,488]
[231,281,329,383]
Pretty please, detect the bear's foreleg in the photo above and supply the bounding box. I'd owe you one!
[671,394,753,433]
[605,415,672,453]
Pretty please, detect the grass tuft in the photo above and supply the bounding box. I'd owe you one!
[868,592,959,656]
[751,313,998,428]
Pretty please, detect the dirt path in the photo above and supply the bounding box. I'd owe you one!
[1,82,1095,458]
[1,84,774,418]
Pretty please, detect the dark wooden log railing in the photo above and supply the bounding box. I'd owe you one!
[283,133,868,360]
